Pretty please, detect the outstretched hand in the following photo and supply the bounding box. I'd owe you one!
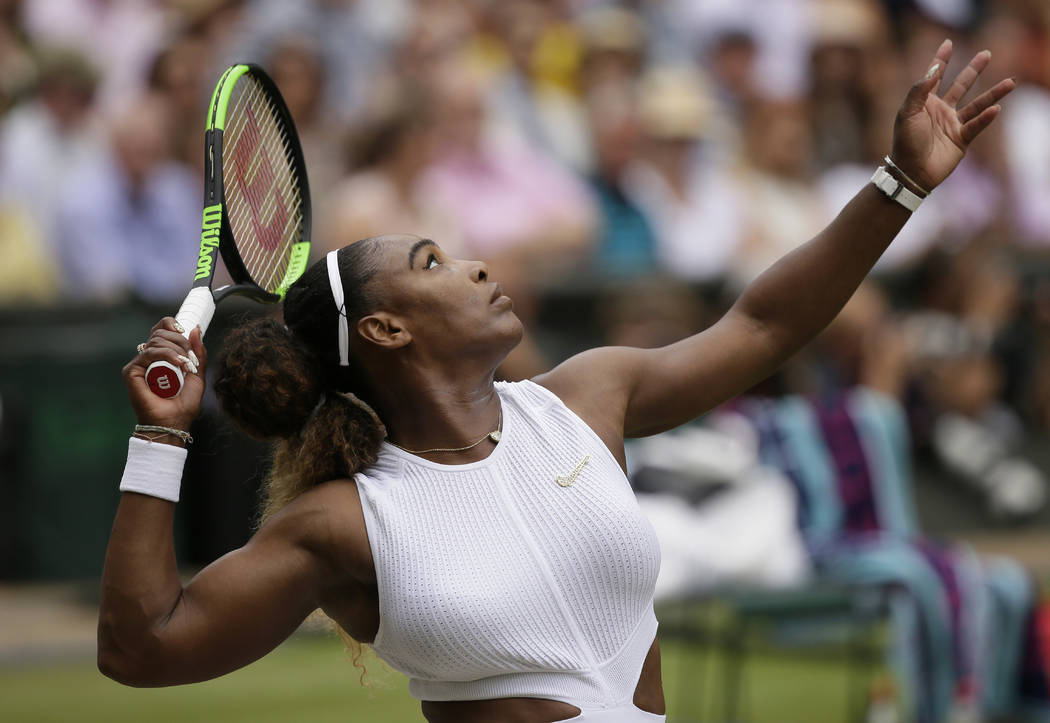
[892,39,1015,191]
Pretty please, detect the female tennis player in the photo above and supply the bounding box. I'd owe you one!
[100,42,1012,722]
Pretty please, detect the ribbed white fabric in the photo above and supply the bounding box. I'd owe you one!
[354,380,662,712]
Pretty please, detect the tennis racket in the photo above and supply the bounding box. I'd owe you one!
[146,63,311,398]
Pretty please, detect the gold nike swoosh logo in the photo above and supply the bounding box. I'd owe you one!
[556,455,590,487]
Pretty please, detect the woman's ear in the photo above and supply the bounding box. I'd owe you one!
[357,313,412,349]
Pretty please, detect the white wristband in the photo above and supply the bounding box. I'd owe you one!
[871,165,924,212]
[119,436,187,502]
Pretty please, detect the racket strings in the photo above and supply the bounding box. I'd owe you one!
[226,88,301,290]
[226,89,299,242]
[226,127,299,288]
[222,77,304,294]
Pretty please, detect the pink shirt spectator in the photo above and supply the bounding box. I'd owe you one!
[416,143,594,258]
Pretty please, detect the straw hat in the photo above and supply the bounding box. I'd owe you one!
[578,7,646,54]
[811,0,887,47]
[637,66,714,140]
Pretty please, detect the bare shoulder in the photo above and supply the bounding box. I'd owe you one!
[260,478,375,585]
[531,346,647,470]
[532,345,645,414]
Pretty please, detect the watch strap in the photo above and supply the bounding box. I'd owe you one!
[871,165,923,212]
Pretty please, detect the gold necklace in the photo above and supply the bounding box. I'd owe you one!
[389,409,502,455]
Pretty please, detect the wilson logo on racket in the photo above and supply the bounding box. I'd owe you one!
[194,204,223,280]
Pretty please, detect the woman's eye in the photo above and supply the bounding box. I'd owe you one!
[425,254,440,270]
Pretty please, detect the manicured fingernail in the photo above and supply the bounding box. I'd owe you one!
[177,355,198,374]
[173,320,186,334]
[925,63,940,80]
[188,350,199,366]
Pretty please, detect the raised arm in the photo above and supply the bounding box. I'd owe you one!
[98,319,363,686]
[538,41,1014,439]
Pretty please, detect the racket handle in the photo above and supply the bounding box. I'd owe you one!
[146,288,216,398]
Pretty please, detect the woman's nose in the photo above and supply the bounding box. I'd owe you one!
[470,261,488,283]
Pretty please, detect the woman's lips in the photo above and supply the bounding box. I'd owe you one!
[490,283,512,307]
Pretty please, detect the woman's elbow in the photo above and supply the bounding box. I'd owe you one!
[98,645,148,686]
[97,652,144,687]
[97,618,167,687]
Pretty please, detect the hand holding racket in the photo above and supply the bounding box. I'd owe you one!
[145,64,311,398]
[125,317,207,432]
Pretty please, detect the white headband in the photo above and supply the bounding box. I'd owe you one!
[326,250,349,366]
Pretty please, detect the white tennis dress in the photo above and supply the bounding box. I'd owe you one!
[354,380,665,722]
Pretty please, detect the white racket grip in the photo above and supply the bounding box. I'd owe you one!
[174,286,217,340]
[145,288,215,398]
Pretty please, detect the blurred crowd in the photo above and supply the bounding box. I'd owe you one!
[0,0,1046,519]
[1,0,1048,518]
[5,0,1048,516]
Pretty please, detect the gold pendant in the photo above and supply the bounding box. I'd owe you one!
[489,430,501,443]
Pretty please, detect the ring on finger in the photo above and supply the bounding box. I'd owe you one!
[137,342,147,354]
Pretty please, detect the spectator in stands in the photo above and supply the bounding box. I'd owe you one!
[622,66,745,282]
[415,61,595,306]
[726,97,830,287]
[991,0,1050,247]
[233,0,401,126]
[52,93,199,304]
[483,0,591,172]
[576,5,646,94]
[701,27,757,152]
[807,0,888,172]
[0,1,35,107]
[392,0,476,94]
[0,47,100,257]
[146,32,214,174]
[20,0,168,108]
[319,90,461,258]
[583,82,658,276]
[672,0,811,98]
